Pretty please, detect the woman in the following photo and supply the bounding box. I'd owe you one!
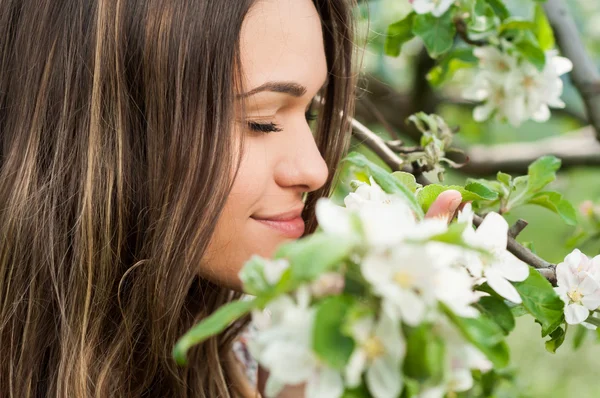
[0,0,460,396]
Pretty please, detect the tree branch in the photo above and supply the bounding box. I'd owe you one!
[544,0,600,142]
[460,126,600,176]
[509,219,529,239]
[350,118,409,172]
[350,117,558,284]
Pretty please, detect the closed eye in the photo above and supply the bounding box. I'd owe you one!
[247,104,318,134]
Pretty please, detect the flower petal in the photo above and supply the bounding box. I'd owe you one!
[306,367,344,398]
[493,253,529,282]
[475,212,508,251]
[366,355,403,398]
[578,274,600,295]
[345,350,367,387]
[581,290,600,311]
[485,268,522,303]
[316,199,352,237]
[397,290,427,326]
[565,303,589,325]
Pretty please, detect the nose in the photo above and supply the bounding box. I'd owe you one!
[273,116,329,193]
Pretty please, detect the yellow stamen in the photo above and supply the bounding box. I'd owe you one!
[393,271,414,289]
[568,289,583,303]
[363,336,385,361]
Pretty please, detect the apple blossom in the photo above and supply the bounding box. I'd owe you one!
[505,50,573,124]
[555,252,600,325]
[248,288,344,398]
[463,46,572,126]
[458,204,529,303]
[345,313,405,398]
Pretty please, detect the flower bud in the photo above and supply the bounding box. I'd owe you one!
[310,272,345,298]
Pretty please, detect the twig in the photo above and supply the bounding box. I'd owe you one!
[350,118,409,173]
[454,18,487,46]
[509,219,529,239]
[351,117,558,284]
[544,0,600,142]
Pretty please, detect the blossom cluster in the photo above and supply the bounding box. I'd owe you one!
[555,249,600,327]
[244,177,531,398]
[463,46,573,127]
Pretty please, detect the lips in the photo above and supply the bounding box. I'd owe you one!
[251,207,306,239]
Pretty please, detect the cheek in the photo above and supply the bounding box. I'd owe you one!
[198,139,275,289]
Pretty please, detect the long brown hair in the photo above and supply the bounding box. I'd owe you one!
[0,0,358,396]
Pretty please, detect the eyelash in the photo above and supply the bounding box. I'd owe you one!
[247,107,318,134]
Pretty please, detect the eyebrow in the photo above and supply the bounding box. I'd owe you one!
[238,79,328,99]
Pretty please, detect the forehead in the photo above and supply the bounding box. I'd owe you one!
[239,0,328,93]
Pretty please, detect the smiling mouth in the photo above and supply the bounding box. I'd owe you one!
[251,207,306,239]
[252,216,306,239]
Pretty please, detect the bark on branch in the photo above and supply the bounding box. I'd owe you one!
[543,0,600,142]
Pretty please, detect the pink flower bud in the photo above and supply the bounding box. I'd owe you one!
[580,200,594,216]
[310,272,345,298]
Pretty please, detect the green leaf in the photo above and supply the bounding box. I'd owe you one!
[513,267,565,337]
[275,232,355,283]
[412,11,456,58]
[464,182,500,201]
[313,296,356,370]
[342,384,371,398]
[534,4,555,51]
[527,191,577,226]
[545,325,566,353]
[527,156,561,193]
[469,0,497,33]
[442,305,509,368]
[509,303,529,318]
[497,172,512,187]
[345,152,424,219]
[173,299,256,365]
[427,48,478,86]
[392,171,421,193]
[416,183,498,213]
[486,0,510,20]
[498,17,536,34]
[403,324,445,383]
[385,13,416,57]
[514,37,546,70]
[477,296,516,335]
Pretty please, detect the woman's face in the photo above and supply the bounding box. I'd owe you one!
[201,0,329,289]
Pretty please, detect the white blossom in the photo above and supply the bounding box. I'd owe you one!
[558,248,600,282]
[345,313,405,398]
[361,245,436,325]
[411,0,455,17]
[419,319,492,398]
[555,252,600,325]
[504,50,573,124]
[463,46,523,126]
[249,288,344,398]
[317,179,447,249]
[463,46,572,126]
[458,204,529,303]
[433,263,482,318]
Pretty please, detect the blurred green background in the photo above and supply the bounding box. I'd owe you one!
[349,0,600,396]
